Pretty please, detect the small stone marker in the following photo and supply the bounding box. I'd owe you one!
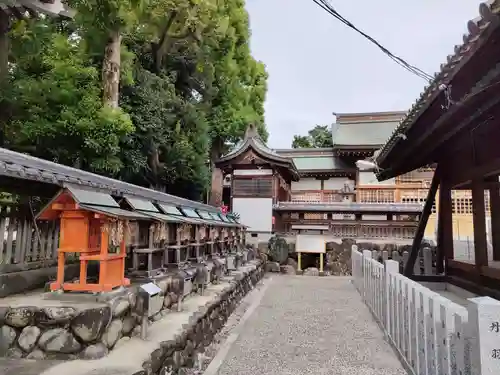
[467,296,500,375]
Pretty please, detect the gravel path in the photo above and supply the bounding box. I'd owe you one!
[213,276,406,375]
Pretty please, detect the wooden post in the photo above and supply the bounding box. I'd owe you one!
[297,252,302,271]
[488,178,500,261]
[404,167,440,276]
[472,179,488,270]
[319,253,323,273]
[437,177,453,273]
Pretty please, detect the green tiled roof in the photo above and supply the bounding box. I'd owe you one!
[292,156,350,171]
[332,121,400,147]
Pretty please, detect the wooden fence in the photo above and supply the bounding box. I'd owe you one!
[352,245,500,375]
[0,203,60,270]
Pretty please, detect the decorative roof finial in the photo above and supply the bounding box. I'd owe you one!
[244,124,258,140]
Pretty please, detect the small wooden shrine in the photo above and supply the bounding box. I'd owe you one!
[38,185,148,292]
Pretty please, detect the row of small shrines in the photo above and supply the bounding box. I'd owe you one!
[37,185,248,294]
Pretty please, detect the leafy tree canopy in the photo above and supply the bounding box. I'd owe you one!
[291,125,333,149]
[0,0,268,202]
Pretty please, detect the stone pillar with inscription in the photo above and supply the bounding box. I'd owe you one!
[468,296,500,375]
[210,167,223,207]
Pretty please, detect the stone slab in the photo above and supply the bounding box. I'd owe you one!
[0,263,80,298]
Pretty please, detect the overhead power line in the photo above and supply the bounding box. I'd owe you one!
[312,0,434,82]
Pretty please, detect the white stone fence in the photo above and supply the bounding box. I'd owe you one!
[351,245,500,375]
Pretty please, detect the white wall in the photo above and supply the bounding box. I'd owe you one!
[233,197,273,232]
[291,178,321,191]
[233,169,272,176]
[358,172,395,186]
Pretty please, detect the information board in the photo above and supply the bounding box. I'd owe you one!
[295,234,326,254]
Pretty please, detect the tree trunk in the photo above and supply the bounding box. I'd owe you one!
[102,29,122,108]
[0,11,8,82]
[209,142,224,207]
[0,10,9,147]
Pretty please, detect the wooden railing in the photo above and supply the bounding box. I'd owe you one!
[0,203,60,270]
[329,223,417,240]
[290,191,350,203]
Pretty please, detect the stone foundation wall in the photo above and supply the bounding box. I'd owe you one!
[0,261,265,362]
[264,237,436,276]
[134,261,265,375]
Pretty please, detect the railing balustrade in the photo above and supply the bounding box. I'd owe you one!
[352,245,500,375]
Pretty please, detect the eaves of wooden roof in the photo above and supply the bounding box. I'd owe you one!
[375,0,500,167]
[215,124,300,180]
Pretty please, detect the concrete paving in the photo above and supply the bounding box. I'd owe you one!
[211,276,406,375]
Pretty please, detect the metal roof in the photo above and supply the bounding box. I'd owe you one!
[0,147,220,212]
[376,1,500,165]
[78,205,150,220]
[137,211,184,223]
[67,185,119,208]
[292,156,351,171]
[123,196,159,213]
[332,120,400,148]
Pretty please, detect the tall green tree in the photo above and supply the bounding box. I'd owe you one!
[3,18,133,174]
[0,0,269,202]
[67,0,146,108]
[292,125,333,148]
[206,0,268,162]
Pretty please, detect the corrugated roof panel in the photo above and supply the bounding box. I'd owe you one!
[197,211,213,220]
[67,185,119,207]
[79,205,149,219]
[124,196,159,212]
[138,211,183,223]
[158,204,182,216]
[209,212,223,221]
[292,156,349,171]
[181,207,201,219]
[332,121,399,146]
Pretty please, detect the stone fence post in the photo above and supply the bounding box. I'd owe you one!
[468,296,500,375]
[362,250,371,302]
[384,260,399,332]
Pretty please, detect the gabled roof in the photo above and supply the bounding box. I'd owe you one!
[376,1,500,170]
[332,111,405,149]
[216,124,300,179]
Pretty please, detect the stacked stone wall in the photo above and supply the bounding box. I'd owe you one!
[138,262,265,374]
[0,261,265,362]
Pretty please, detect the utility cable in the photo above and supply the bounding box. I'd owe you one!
[312,0,435,82]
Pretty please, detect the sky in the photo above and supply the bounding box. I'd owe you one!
[245,0,481,149]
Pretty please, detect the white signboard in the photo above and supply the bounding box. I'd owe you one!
[295,234,326,254]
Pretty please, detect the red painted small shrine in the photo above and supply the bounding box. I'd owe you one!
[38,186,145,292]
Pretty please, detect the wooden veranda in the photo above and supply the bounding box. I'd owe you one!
[375,1,500,297]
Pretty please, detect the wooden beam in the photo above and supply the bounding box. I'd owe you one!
[403,166,440,277]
